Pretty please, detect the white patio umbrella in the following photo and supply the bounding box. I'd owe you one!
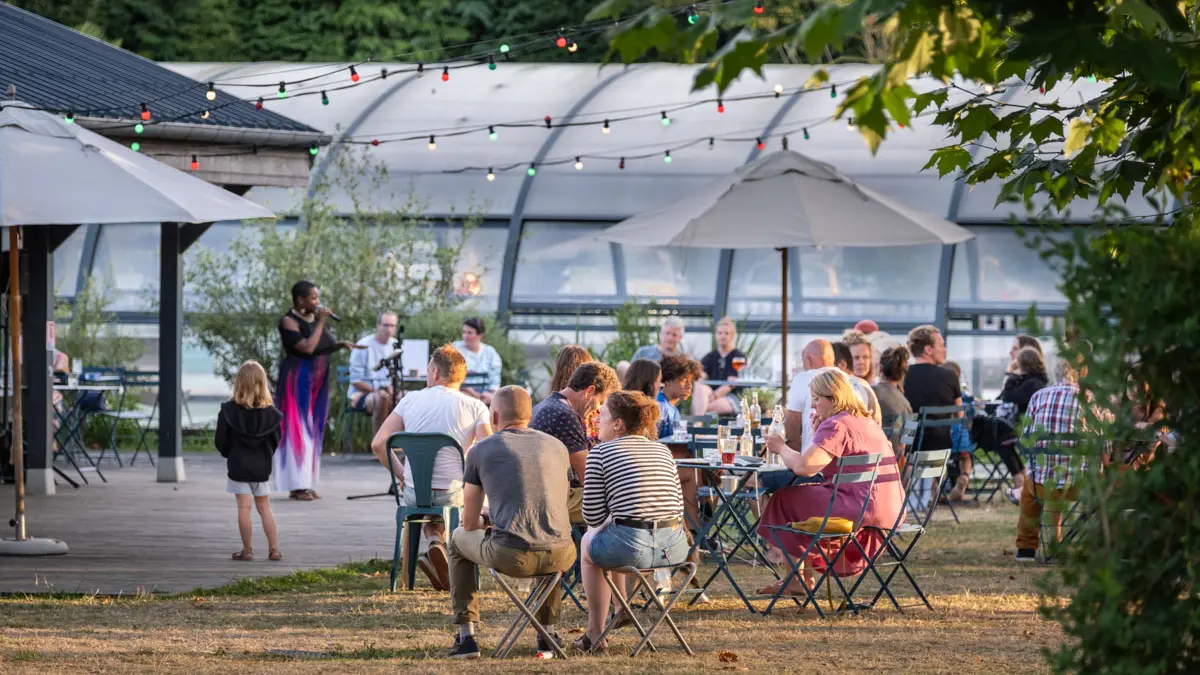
[0,101,275,556]
[597,150,974,400]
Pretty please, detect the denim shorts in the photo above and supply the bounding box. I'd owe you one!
[227,479,270,497]
[588,522,690,570]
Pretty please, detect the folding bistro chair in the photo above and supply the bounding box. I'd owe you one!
[762,453,883,618]
[1017,433,1087,564]
[122,370,160,466]
[384,432,464,591]
[559,523,586,611]
[845,449,951,612]
[335,365,372,450]
[89,368,159,466]
[592,561,697,657]
[915,405,969,524]
[488,569,568,660]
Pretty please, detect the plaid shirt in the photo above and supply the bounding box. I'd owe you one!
[1024,383,1083,488]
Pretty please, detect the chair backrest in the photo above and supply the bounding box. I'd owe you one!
[462,371,490,390]
[335,365,351,387]
[900,448,952,529]
[915,404,969,450]
[123,370,160,388]
[387,432,464,508]
[81,366,123,384]
[808,453,883,539]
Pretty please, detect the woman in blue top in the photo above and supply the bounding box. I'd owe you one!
[454,317,503,406]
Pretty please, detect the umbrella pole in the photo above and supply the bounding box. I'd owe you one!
[0,226,66,556]
[8,226,24,541]
[778,247,788,403]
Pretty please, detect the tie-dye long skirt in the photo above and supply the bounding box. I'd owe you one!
[272,353,330,493]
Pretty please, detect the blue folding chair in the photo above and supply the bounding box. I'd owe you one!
[762,453,884,617]
[384,432,464,592]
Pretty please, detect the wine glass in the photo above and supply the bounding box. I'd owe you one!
[731,356,747,373]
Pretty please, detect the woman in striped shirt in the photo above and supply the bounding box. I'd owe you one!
[577,391,687,651]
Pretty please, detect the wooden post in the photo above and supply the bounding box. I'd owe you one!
[778,247,789,403]
[8,226,24,541]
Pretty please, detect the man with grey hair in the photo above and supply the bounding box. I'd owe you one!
[348,311,399,432]
[630,315,688,363]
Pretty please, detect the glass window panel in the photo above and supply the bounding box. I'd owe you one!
[53,226,88,297]
[513,222,618,304]
[946,333,1060,399]
[950,227,1068,304]
[90,224,160,311]
[443,225,506,312]
[727,248,793,320]
[621,245,720,304]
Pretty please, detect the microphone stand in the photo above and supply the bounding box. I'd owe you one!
[347,327,405,501]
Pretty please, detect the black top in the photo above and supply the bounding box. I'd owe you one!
[701,348,747,382]
[999,372,1048,415]
[215,401,283,483]
[278,309,338,359]
[903,363,962,451]
[530,392,590,487]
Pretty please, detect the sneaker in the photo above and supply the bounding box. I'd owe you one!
[1015,548,1036,563]
[1004,486,1022,505]
[447,634,481,659]
[535,631,563,659]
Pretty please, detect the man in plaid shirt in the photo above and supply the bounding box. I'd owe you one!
[1016,360,1082,561]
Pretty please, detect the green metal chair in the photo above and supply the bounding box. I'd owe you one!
[384,432,464,592]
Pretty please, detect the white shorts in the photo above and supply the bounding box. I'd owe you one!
[227,478,270,497]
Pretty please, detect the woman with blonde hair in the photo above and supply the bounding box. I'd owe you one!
[216,361,284,562]
[757,370,904,595]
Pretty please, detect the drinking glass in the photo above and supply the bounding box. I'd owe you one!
[731,356,747,373]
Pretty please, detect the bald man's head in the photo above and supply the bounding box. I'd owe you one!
[802,340,835,370]
[490,385,533,430]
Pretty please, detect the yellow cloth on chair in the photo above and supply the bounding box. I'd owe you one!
[788,517,854,534]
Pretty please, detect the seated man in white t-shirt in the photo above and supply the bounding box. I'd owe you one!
[785,339,876,451]
[371,343,492,592]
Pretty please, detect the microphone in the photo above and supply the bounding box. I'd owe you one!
[374,350,403,372]
[319,305,341,322]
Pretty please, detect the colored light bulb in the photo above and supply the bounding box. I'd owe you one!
[350,66,360,82]
[527,165,537,176]
[190,155,199,171]
[321,91,329,105]
[499,44,510,53]
[140,104,150,121]
[130,142,140,152]
[754,0,764,15]
[134,123,144,134]
[556,34,567,48]
[64,111,74,124]
[442,67,450,82]
[661,111,670,126]
[488,126,498,141]
[664,151,672,164]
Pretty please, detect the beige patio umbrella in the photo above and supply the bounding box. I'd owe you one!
[0,101,274,556]
[597,150,974,400]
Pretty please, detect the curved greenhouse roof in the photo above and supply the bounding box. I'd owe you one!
[164,62,1161,224]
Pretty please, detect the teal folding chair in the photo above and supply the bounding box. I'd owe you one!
[335,365,371,451]
[384,432,464,592]
[915,405,969,524]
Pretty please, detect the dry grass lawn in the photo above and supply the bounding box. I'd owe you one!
[0,501,1063,674]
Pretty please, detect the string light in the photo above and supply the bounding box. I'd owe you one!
[308,143,319,156]
[140,104,150,121]
[349,66,360,83]
[488,125,498,141]
[774,84,783,97]
[602,119,611,134]
[556,33,568,48]
[321,91,330,105]
[660,111,671,126]
[255,97,263,110]
[381,68,389,79]
[417,63,425,75]
[754,0,764,14]
[428,135,437,150]
[64,111,74,124]
[830,84,837,98]
[190,155,199,171]
[487,168,496,181]
[756,137,765,151]
[663,150,672,164]
[134,123,144,134]
[568,41,579,53]
[619,157,626,170]
[201,110,210,119]
[782,136,789,150]
[527,164,537,176]
[687,5,700,24]
[803,127,810,140]
[1087,74,1097,83]
[983,83,995,94]
[206,83,216,101]
[277,82,287,99]
[442,67,450,82]
[130,141,140,152]
[488,55,497,71]
[575,157,584,170]
[371,139,380,146]
[717,99,725,113]
[709,137,715,150]
[499,44,510,54]
[846,117,856,131]
[544,115,552,129]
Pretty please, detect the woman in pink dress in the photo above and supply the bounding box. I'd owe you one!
[758,370,904,595]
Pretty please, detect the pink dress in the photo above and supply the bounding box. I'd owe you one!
[757,411,904,575]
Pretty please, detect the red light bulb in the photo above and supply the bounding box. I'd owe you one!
[255,98,263,110]
[190,155,199,171]
[140,104,150,121]
[717,100,725,113]
[756,138,765,151]
[349,66,360,82]
[371,139,380,147]
[544,115,552,128]
[619,157,625,170]
[556,34,567,48]
[753,1,764,14]
[442,67,450,82]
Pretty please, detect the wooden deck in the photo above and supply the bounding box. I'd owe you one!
[0,454,399,594]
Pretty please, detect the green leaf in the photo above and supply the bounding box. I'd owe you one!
[1031,116,1064,144]
[956,106,1000,143]
[913,89,949,115]
[938,6,980,51]
[1109,0,1167,32]
[881,85,914,128]
[923,145,972,177]
[1065,118,1093,157]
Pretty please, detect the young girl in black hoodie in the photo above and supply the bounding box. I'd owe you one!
[216,361,284,561]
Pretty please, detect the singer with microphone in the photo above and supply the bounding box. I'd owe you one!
[273,280,364,501]
[348,310,400,434]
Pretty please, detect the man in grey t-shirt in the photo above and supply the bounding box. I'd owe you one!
[444,386,576,659]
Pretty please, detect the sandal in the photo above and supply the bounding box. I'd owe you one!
[293,490,315,501]
[268,550,282,561]
[757,578,810,597]
[232,550,254,561]
[572,633,608,654]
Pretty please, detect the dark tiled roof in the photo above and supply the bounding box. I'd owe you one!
[0,4,318,134]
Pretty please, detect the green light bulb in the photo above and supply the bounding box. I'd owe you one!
[489,131,498,141]
[499,44,510,53]
[130,142,140,152]
[309,146,318,156]
[527,166,536,176]
[134,123,144,134]
[664,152,672,164]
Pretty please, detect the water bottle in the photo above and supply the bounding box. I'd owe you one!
[749,391,762,432]
[738,428,754,457]
[767,405,786,466]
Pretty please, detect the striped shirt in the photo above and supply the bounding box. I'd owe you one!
[582,435,684,529]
